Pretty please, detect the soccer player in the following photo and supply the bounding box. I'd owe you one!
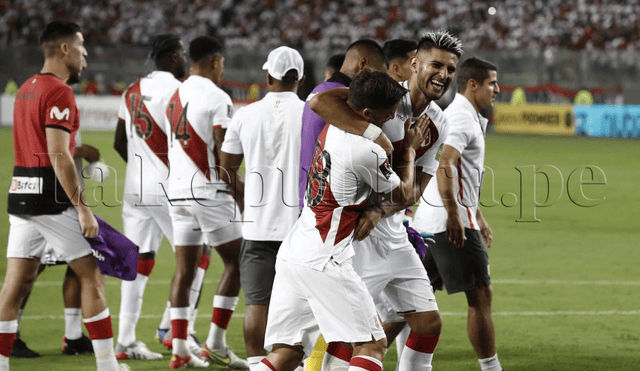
[382,39,418,83]
[0,20,128,371]
[165,35,247,369]
[323,53,344,81]
[309,31,463,371]
[112,33,186,360]
[413,57,503,371]
[255,70,428,371]
[219,46,306,371]
[298,38,393,211]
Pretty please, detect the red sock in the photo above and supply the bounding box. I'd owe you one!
[405,331,439,353]
[211,308,233,330]
[326,342,353,362]
[349,356,382,371]
[84,316,113,340]
[260,358,277,371]
[198,253,211,270]
[0,333,17,357]
[137,258,155,276]
[171,319,189,340]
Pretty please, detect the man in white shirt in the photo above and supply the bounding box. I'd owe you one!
[112,33,185,361]
[219,46,306,371]
[413,57,503,371]
[165,35,247,369]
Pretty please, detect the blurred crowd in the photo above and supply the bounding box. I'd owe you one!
[2,0,639,55]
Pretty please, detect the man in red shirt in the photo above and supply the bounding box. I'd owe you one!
[0,21,128,371]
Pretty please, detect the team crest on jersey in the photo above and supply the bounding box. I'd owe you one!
[50,106,70,121]
[379,158,393,180]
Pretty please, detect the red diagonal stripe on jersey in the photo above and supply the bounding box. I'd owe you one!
[167,91,211,180]
[125,81,169,166]
[334,198,368,245]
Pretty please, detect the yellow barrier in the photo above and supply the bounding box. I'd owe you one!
[493,103,574,135]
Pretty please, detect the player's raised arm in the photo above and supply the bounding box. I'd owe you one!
[309,87,393,155]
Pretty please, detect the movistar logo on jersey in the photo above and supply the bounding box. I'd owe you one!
[50,106,70,121]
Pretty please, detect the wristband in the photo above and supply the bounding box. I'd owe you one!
[362,123,382,141]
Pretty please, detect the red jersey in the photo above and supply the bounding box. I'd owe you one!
[8,73,80,215]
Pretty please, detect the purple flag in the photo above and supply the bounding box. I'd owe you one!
[86,216,139,281]
[403,220,427,260]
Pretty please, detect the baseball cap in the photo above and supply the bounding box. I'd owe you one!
[262,46,304,82]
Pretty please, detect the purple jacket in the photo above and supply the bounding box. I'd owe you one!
[299,72,352,209]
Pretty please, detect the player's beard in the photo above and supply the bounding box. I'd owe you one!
[67,71,81,85]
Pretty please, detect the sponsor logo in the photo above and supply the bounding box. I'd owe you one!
[379,158,393,180]
[91,249,106,261]
[50,106,70,121]
[9,177,42,194]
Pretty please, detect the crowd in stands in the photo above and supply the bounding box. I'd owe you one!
[2,0,640,55]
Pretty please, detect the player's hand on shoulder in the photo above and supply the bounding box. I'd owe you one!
[78,208,99,238]
[403,115,431,151]
[353,205,384,241]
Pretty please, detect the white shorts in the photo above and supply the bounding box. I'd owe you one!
[265,258,385,357]
[352,235,438,318]
[169,194,242,246]
[7,208,93,263]
[122,193,174,253]
[375,291,403,323]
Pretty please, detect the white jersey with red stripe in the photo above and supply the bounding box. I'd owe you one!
[278,124,400,271]
[413,93,488,233]
[118,71,181,200]
[165,75,233,200]
[369,84,449,243]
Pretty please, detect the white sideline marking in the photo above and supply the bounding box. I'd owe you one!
[19,310,640,321]
[30,279,217,287]
[492,279,640,286]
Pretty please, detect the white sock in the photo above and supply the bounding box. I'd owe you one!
[479,354,502,371]
[118,273,149,345]
[171,307,190,356]
[0,320,17,371]
[83,309,118,371]
[395,324,410,361]
[322,353,350,371]
[205,295,239,350]
[253,360,273,371]
[248,355,266,371]
[188,308,198,335]
[158,301,171,330]
[0,354,8,371]
[64,308,83,340]
[348,355,383,371]
[188,265,206,328]
[398,346,433,371]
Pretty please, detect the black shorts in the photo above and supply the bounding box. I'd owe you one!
[422,229,491,294]
[239,240,281,305]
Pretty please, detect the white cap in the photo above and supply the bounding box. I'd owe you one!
[262,46,304,81]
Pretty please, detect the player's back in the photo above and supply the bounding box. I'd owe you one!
[280,124,400,270]
[120,71,181,198]
[225,91,304,240]
[166,75,233,201]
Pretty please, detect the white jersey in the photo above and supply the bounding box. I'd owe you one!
[221,91,304,241]
[278,125,400,271]
[166,75,233,200]
[369,83,449,242]
[118,71,181,201]
[414,93,488,233]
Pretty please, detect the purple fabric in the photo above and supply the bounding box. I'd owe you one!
[404,220,427,260]
[298,80,348,209]
[86,216,139,281]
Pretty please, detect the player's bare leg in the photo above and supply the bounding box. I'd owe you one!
[201,237,248,368]
[169,245,209,368]
[243,304,268,358]
[9,263,45,359]
[466,284,502,371]
[397,310,441,371]
[255,344,304,371]
[382,320,406,347]
[62,266,94,355]
[67,254,120,371]
[350,337,387,371]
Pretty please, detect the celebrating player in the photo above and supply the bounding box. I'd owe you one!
[0,20,128,371]
[382,39,418,83]
[413,56,503,371]
[165,35,247,369]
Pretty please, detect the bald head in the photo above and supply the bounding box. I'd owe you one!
[340,39,388,79]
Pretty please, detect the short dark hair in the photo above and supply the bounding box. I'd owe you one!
[383,39,418,62]
[189,36,224,63]
[456,57,498,93]
[417,31,463,58]
[349,70,408,111]
[39,20,81,46]
[346,39,389,68]
[326,53,345,72]
[150,34,183,64]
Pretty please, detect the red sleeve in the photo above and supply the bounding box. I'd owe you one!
[44,85,77,132]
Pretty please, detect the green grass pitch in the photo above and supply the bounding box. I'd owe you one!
[0,127,638,370]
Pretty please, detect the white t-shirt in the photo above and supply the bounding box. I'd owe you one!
[414,93,488,233]
[278,125,401,271]
[118,71,181,201]
[166,75,233,201]
[221,91,304,241]
[369,83,449,242]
